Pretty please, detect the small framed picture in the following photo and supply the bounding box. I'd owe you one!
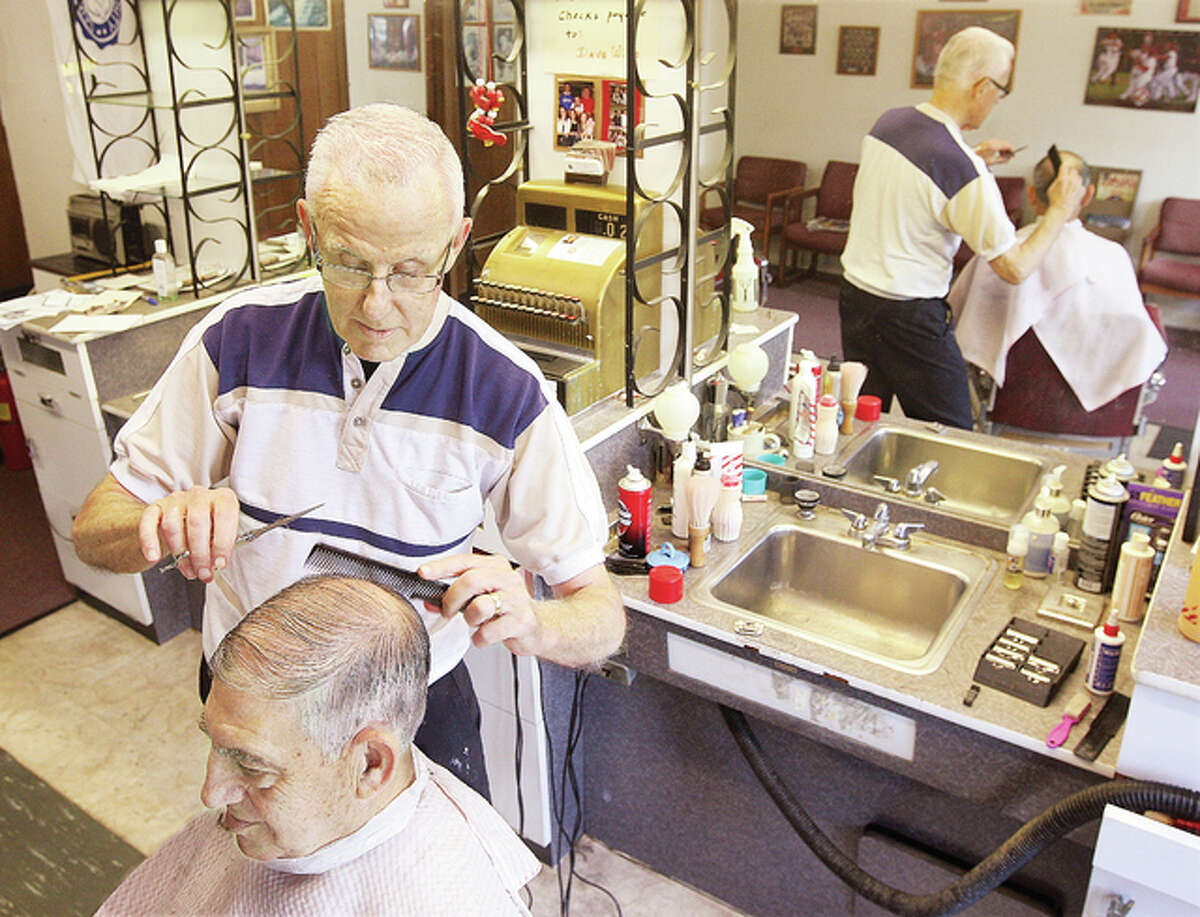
[493,23,516,83]
[267,0,330,30]
[600,78,642,154]
[382,0,409,8]
[237,28,277,112]
[837,26,880,76]
[369,14,421,71]
[462,24,485,81]
[1081,1,1131,12]
[234,0,258,22]
[780,5,818,55]
[555,76,599,151]
[461,0,484,25]
[1179,0,1200,22]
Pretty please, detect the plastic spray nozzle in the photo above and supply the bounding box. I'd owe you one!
[1047,464,1066,493]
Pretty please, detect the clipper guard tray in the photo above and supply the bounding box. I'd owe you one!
[973,617,1086,707]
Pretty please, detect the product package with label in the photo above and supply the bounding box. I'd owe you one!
[1117,482,1184,592]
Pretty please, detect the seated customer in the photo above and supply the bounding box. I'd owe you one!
[97,576,540,916]
[949,150,1166,413]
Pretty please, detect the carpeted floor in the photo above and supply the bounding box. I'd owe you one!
[0,467,76,635]
[0,747,143,916]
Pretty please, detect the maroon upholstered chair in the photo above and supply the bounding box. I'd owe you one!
[1138,197,1200,298]
[698,156,808,267]
[776,160,859,284]
[984,301,1167,453]
[952,176,1027,272]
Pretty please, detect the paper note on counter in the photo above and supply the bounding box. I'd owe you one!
[49,313,144,334]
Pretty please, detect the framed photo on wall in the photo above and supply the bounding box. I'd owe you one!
[555,76,599,150]
[1179,0,1200,22]
[600,79,641,154]
[1081,1,1131,12]
[1084,28,1200,112]
[268,0,330,30]
[382,0,409,8]
[234,0,257,22]
[837,26,880,75]
[368,13,421,71]
[237,28,278,112]
[780,5,818,55]
[911,10,1021,88]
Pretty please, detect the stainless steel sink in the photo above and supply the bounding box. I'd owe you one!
[693,515,995,674]
[838,425,1046,525]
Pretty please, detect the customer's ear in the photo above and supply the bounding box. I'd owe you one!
[351,728,396,797]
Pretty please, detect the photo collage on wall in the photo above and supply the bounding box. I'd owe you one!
[555,76,641,154]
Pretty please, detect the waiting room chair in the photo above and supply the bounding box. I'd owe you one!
[952,176,1027,272]
[1138,197,1200,299]
[978,300,1167,457]
[698,156,808,269]
[776,160,858,285]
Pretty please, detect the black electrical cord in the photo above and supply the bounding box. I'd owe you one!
[721,704,1200,917]
[511,653,525,839]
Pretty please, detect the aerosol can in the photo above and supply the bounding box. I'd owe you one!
[729,217,764,312]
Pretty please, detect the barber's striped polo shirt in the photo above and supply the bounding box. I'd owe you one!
[842,103,1016,300]
[112,274,607,666]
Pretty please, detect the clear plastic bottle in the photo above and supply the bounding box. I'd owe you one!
[1043,465,1072,529]
[151,238,179,302]
[1050,531,1071,585]
[1021,487,1060,578]
[1004,524,1029,590]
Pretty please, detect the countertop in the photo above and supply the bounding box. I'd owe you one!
[609,416,1137,779]
[1130,517,1200,700]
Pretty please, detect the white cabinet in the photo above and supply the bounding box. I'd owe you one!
[1,305,213,639]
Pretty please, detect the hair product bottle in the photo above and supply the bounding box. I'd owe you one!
[1021,488,1060,578]
[1084,611,1125,696]
[1004,523,1029,590]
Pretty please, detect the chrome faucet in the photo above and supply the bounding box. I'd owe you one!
[904,459,940,497]
[841,502,924,550]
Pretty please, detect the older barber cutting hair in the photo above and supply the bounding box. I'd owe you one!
[839,26,1087,429]
[72,104,625,798]
[96,576,541,915]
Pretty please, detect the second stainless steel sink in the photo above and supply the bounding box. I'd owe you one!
[692,512,995,675]
[838,424,1047,525]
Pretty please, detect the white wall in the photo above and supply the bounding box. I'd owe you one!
[735,0,1200,255]
[346,1,428,109]
[8,0,1200,260]
[1,3,90,258]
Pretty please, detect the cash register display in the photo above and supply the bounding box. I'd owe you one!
[575,209,626,240]
[524,203,568,231]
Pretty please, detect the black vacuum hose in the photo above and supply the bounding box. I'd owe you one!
[720,704,1200,917]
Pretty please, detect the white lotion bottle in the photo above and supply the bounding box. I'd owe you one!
[814,394,839,455]
[671,439,696,541]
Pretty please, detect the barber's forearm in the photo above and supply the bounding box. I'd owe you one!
[72,473,156,573]
[532,577,626,668]
[986,205,1070,285]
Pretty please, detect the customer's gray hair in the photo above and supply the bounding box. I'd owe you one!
[304,103,465,231]
[933,26,1015,91]
[211,576,430,761]
[1033,150,1091,206]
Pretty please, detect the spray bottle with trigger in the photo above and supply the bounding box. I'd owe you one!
[729,217,764,313]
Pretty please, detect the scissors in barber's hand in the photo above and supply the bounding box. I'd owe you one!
[159,503,324,573]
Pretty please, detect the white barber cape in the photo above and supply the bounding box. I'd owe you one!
[948,219,1166,412]
[96,748,540,916]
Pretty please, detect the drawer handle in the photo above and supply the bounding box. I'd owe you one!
[38,394,59,412]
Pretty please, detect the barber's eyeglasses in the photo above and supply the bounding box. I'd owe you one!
[986,76,1011,100]
[313,237,454,295]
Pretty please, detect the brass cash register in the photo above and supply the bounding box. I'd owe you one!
[474,180,719,414]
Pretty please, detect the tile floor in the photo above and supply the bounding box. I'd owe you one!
[0,599,744,916]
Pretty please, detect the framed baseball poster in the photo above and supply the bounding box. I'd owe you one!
[912,10,1021,89]
[780,5,818,55]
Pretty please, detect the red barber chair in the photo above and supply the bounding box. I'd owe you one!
[979,301,1167,457]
